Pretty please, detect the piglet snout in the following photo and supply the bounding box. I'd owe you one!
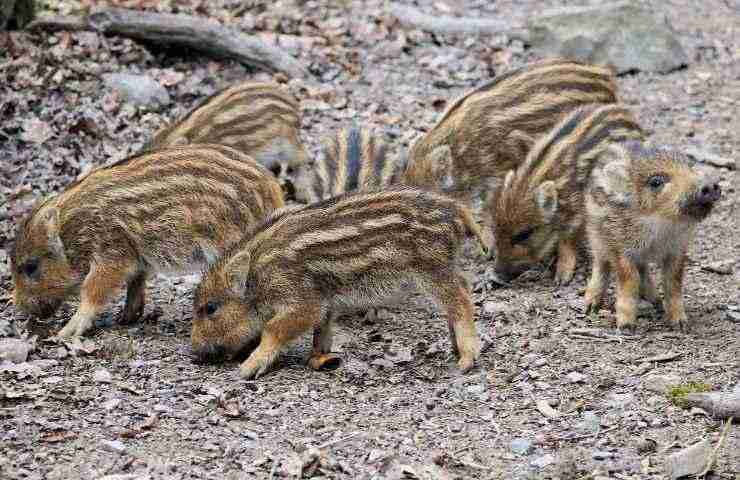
[696,180,721,205]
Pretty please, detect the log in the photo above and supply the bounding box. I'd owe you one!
[683,392,740,419]
[389,4,530,43]
[27,7,307,79]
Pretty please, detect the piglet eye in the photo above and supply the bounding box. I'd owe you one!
[648,175,668,190]
[511,227,535,245]
[205,301,219,316]
[22,259,39,278]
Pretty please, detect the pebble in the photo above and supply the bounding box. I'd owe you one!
[100,440,126,454]
[566,371,587,383]
[102,398,121,411]
[531,454,555,468]
[102,73,171,109]
[727,311,740,323]
[0,338,32,364]
[93,369,112,384]
[580,412,601,432]
[510,438,532,455]
[643,374,681,394]
[592,450,614,460]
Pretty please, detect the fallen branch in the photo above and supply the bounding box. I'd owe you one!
[567,328,638,343]
[389,4,529,42]
[700,417,733,477]
[683,392,740,419]
[634,351,682,363]
[27,7,307,78]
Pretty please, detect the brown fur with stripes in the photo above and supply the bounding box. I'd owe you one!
[584,141,721,331]
[294,125,402,203]
[404,59,619,199]
[488,104,644,285]
[191,187,488,379]
[145,81,309,192]
[10,145,284,339]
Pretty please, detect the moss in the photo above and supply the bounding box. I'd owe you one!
[667,381,712,407]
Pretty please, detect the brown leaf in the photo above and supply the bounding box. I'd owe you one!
[41,430,76,443]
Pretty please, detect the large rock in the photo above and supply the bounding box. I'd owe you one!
[103,73,171,109]
[527,1,688,74]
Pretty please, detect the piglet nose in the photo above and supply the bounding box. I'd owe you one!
[697,180,721,204]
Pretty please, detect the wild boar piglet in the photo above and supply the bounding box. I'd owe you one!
[10,145,284,339]
[488,104,644,284]
[404,58,620,199]
[191,187,488,379]
[145,81,309,193]
[584,141,721,331]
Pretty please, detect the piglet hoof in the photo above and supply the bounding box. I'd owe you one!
[239,356,274,380]
[308,353,343,371]
[553,268,574,287]
[455,357,476,375]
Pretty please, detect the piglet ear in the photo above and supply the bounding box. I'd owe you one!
[43,207,65,257]
[535,181,558,222]
[224,250,252,297]
[593,160,633,208]
[428,145,454,191]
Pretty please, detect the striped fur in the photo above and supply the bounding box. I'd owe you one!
[11,145,284,339]
[145,81,310,182]
[488,104,644,284]
[294,125,402,203]
[403,59,619,198]
[191,187,487,378]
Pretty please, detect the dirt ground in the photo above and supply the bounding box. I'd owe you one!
[1,1,738,479]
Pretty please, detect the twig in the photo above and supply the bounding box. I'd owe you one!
[634,351,683,363]
[558,424,621,442]
[700,417,733,476]
[317,431,360,449]
[27,8,307,78]
[388,3,530,43]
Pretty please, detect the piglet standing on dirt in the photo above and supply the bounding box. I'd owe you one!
[191,187,488,379]
[584,141,721,330]
[10,145,284,339]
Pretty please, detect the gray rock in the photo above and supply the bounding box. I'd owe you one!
[0,338,31,363]
[727,311,740,324]
[531,454,556,468]
[643,374,681,394]
[567,371,587,384]
[510,438,532,455]
[579,412,601,432]
[701,260,735,275]
[103,73,171,109]
[528,1,688,74]
[686,147,737,170]
[665,439,712,480]
[593,450,614,460]
[100,439,127,454]
[606,392,635,409]
[93,368,112,384]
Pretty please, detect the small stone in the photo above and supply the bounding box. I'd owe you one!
[579,412,601,432]
[100,440,126,454]
[102,399,121,411]
[531,454,556,468]
[643,374,681,394]
[635,437,657,454]
[701,260,734,275]
[606,392,634,409]
[686,148,736,170]
[593,450,614,460]
[0,339,32,364]
[510,438,532,455]
[466,384,486,395]
[93,369,112,384]
[726,311,740,324]
[567,371,587,383]
[103,73,171,109]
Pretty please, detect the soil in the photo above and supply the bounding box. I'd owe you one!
[1,1,738,479]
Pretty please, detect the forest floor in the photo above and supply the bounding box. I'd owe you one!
[1,1,738,479]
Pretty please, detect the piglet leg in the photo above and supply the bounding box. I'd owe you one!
[431,272,480,374]
[662,253,689,331]
[308,312,342,371]
[57,260,135,339]
[239,299,320,379]
[614,254,640,330]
